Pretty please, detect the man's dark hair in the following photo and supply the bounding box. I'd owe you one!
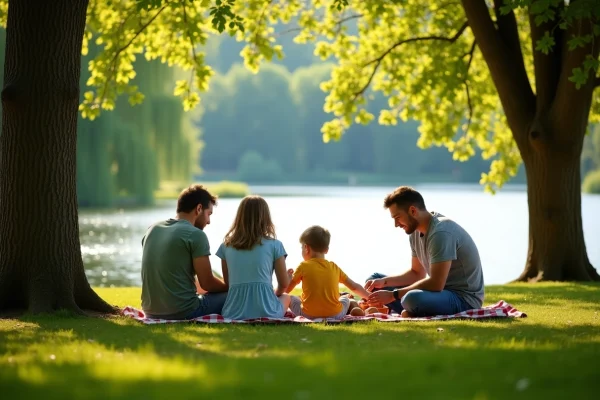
[177,184,217,213]
[299,225,331,253]
[383,186,426,211]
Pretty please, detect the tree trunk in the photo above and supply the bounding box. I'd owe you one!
[0,0,117,314]
[516,131,600,282]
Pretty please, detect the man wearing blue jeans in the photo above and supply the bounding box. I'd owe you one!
[366,186,484,317]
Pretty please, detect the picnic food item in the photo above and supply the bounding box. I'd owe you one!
[350,307,366,316]
[365,306,389,315]
[358,300,369,310]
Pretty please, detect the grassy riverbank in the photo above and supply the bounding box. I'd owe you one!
[1,282,599,399]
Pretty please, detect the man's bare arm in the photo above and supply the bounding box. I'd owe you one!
[193,255,228,293]
[365,257,426,290]
[394,260,451,294]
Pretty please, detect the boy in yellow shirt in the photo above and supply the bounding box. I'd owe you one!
[286,225,371,319]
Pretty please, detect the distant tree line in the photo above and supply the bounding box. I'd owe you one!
[198,62,518,185]
[75,43,199,207]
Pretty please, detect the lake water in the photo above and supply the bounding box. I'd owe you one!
[79,184,600,288]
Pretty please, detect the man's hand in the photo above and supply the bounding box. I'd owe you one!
[367,290,394,307]
[364,278,385,291]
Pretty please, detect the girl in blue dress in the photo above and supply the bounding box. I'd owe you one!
[216,195,291,319]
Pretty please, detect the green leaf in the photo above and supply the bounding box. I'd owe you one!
[568,67,588,89]
[135,0,162,11]
[535,31,555,54]
[128,91,145,106]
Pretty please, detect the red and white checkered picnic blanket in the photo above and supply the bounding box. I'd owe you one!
[121,300,526,324]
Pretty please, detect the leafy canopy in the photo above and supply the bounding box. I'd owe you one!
[0,0,598,193]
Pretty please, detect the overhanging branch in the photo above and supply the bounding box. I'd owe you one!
[277,13,362,37]
[182,2,198,100]
[462,0,535,144]
[352,21,469,99]
[529,3,563,111]
[494,0,522,57]
[98,5,168,107]
[463,40,477,136]
[552,18,600,137]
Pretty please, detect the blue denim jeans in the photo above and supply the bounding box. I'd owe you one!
[366,273,471,317]
[186,292,228,319]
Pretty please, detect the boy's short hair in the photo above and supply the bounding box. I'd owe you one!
[299,225,331,253]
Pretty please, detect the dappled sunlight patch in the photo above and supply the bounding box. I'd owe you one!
[90,355,213,382]
[298,352,339,376]
[304,320,379,334]
[0,320,41,331]
[485,283,600,303]
[483,337,560,351]
[15,365,48,384]
[95,287,142,306]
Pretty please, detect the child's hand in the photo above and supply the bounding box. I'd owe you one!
[287,268,294,280]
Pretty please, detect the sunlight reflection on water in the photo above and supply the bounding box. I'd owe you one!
[79,184,600,287]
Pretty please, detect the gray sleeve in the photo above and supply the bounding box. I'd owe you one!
[409,235,417,257]
[190,230,211,258]
[428,232,457,264]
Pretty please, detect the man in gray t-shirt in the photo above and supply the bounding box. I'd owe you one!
[365,186,484,317]
[141,184,228,319]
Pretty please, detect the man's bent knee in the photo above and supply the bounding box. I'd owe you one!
[365,272,386,282]
[400,289,424,314]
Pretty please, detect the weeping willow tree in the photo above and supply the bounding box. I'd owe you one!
[76,46,198,208]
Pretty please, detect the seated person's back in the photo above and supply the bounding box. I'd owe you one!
[141,184,227,320]
[216,195,291,320]
[141,220,204,319]
[294,258,349,317]
[287,226,371,319]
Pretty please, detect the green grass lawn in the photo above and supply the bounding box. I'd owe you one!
[1,283,599,399]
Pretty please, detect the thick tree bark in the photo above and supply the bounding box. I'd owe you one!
[0,0,117,314]
[462,0,600,282]
[517,135,600,282]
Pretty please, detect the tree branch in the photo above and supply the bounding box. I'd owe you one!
[352,21,469,100]
[551,17,600,139]
[529,4,563,111]
[183,2,198,100]
[277,13,362,37]
[461,0,535,146]
[463,40,477,136]
[494,0,522,58]
[595,76,600,88]
[97,5,168,107]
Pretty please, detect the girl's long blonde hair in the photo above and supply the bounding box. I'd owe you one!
[223,195,276,250]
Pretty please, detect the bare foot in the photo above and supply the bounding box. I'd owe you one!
[350,307,365,316]
[401,310,414,318]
